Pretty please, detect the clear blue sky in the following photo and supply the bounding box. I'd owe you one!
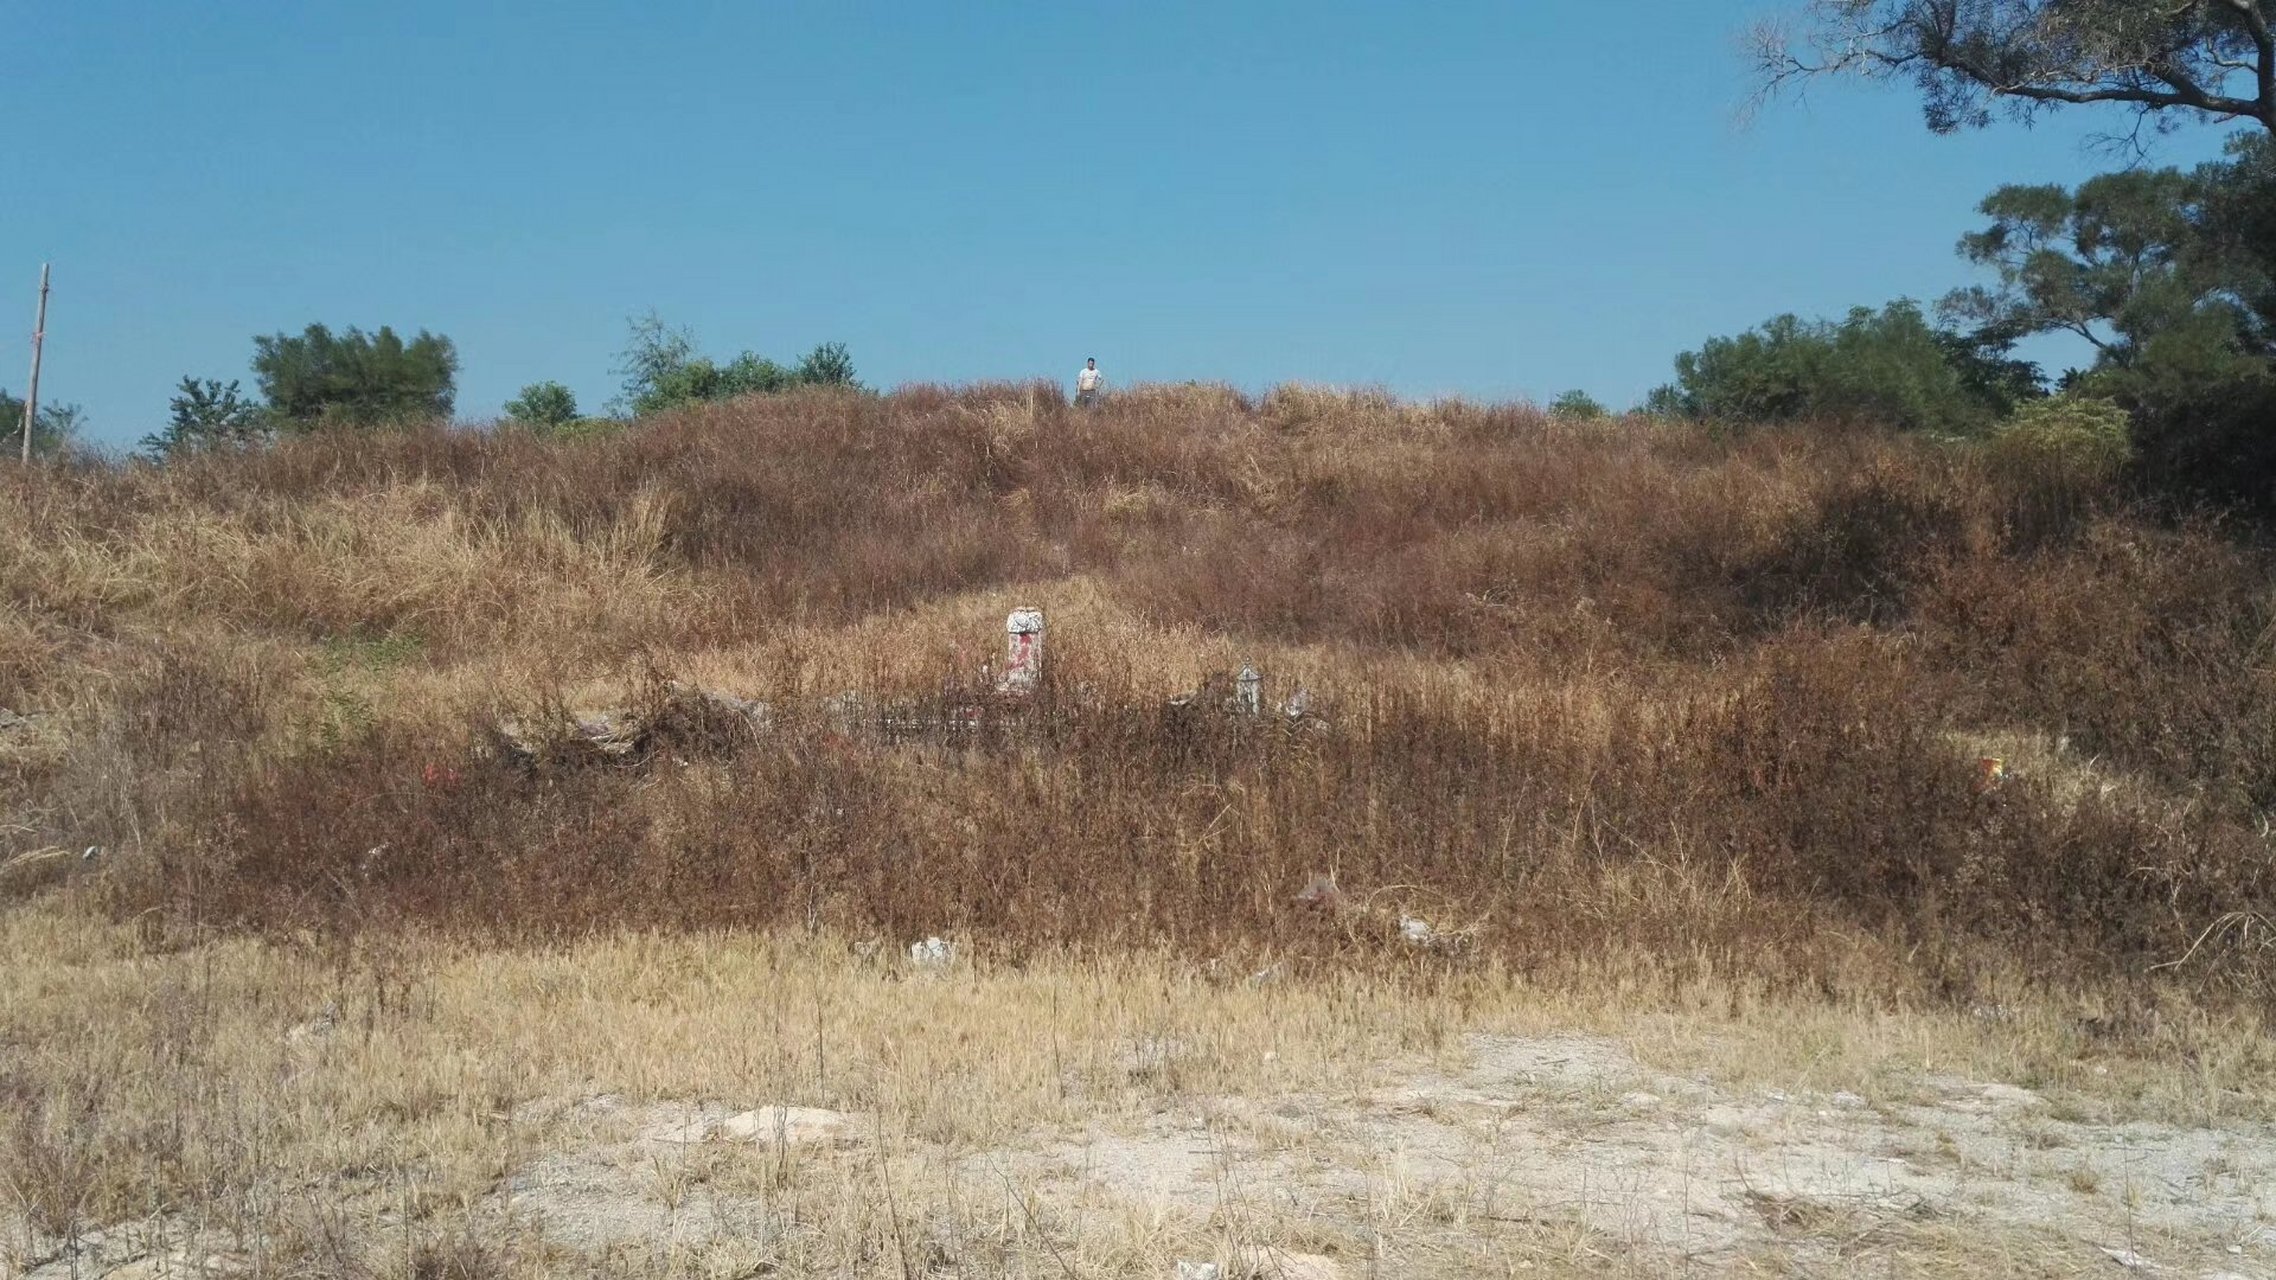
[2,0,2248,448]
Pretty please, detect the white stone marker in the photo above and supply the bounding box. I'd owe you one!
[997,606,1045,695]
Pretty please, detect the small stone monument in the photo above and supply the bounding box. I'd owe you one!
[997,606,1045,695]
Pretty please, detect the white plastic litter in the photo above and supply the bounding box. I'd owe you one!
[909,936,955,969]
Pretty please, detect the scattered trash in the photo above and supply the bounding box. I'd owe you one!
[1975,755,2008,794]
[1295,876,1474,954]
[1245,963,1285,987]
[2098,1245,2152,1269]
[1235,665,1262,716]
[1175,1263,1223,1280]
[1281,686,1313,720]
[909,936,955,969]
[1293,874,1346,913]
[81,845,101,862]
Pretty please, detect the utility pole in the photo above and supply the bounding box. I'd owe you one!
[21,263,50,464]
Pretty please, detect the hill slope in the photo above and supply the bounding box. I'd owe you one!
[4,383,2271,996]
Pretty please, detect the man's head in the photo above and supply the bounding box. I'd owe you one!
[1086,358,1096,368]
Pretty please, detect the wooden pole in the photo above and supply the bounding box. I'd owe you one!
[21,263,50,463]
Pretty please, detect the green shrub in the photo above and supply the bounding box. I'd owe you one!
[1651,301,2040,435]
[1549,390,1608,420]
[1988,396,2131,484]
[504,381,578,429]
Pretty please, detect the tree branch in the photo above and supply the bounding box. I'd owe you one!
[2223,0,2274,47]
[1987,76,2265,121]
[1759,1,2276,132]
[2219,0,2276,125]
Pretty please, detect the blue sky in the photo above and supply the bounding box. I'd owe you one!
[2,0,2249,448]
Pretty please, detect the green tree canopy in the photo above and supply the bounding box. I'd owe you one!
[796,341,859,388]
[614,315,858,416]
[1,388,83,457]
[1649,301,2041,433]
[1943,138,2275,364]
[1757,1,2276,135]
[1549,390,1609,419]
[1943,135,2276,500]
[140,377,271,459]
[505,381,580,428]
[252,324,458,429]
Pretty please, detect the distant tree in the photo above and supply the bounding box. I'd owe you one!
[614,314,699,416]
[796,341,859,388]
[718,352,795,397]
[613,313,856,416]
[1756,1,2276,136]
[1651,300,2042,433]
[1548,390,1609,419]
[252,323,458,429]
[141,377,271,458]
[0,388,83,457]
[505,381,580,428]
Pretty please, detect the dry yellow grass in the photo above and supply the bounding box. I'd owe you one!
[4,387,2275,1275]
[5,893,2272,1277]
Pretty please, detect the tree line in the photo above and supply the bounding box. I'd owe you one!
[16,3,2274,505]
[126,315,859,459]
[1597,1,2276,508]
[1628,130,2274,506]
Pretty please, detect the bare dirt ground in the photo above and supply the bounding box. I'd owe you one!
[18,1003,2272,1278]
[480,1034,2276,1277]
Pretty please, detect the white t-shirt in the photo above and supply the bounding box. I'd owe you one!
[1077,366,1102,393]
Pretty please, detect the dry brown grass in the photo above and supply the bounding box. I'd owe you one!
[4,899,2270,1278]
[2,383,2274,1273]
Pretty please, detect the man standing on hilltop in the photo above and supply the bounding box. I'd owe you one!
[1075,357,1103,408]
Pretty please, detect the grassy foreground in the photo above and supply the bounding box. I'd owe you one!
[5,902,2273,1277]
[3,384,2275,1274]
